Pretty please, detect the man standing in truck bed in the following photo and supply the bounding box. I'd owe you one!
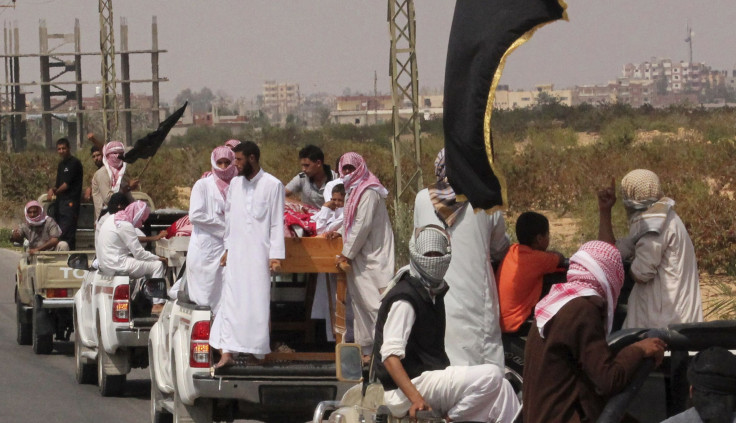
[48,138,83,250]
[210,141,285,368]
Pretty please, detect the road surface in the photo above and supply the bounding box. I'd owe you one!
[0,248,152,422]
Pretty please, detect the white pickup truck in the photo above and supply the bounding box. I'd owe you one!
[72,196,186,396]
[148,237,360,423]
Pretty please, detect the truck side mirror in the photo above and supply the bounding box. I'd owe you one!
[142,278,168,300]
[335,343,363,382]
[67,253,89,270]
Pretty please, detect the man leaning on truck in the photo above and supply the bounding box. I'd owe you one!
[10,201,69,254]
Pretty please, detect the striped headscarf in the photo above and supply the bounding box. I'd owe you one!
[428,148,468,227]
[102,141,126,192]
[114,200,150,229]
[210,146,237,200]
[339,152,388,240]
[534,241,624,337]
[24,200,48,226]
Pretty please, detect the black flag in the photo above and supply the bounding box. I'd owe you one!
[123,102,188,163]
[443,0,566,210]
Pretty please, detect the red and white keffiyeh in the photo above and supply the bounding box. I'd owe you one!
[103,141,126,192]
[114,200,150,229]
[165,215,193,238]
[224,139,241,149]
[534,241,624,338]
[338,152,388,240]
[210,146,237,200]
[24,200,47,226]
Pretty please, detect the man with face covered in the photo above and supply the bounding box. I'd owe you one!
[372,225,519,422]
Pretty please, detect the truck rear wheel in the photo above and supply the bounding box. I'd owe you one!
[74,310,95,384]
[32,296,53,354]
[16,295,32,345]
[97,347,126,396]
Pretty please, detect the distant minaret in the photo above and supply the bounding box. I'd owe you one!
[685,21,694,63]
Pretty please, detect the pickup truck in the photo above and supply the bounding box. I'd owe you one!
[72,195,186,396]
[14,194,95,354]
[148,237,359,423]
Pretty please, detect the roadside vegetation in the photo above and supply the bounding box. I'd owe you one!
[1,101,734,312]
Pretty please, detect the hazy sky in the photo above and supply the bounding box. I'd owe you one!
[4,1,735,103]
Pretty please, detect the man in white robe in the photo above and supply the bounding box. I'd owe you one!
[331,152,395,357]
[413,149,509,367]
[211,141,285,367]
[96,201,166,279]
[597,170,702,328]
[185,146,237,313]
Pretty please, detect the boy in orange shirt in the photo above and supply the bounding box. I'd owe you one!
[497,211,565,333]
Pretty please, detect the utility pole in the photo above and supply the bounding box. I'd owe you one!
[99,0,118,142]
[388,0,422,222]
[373,70,378,125]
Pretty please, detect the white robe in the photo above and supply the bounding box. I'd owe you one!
[209,170,285,355]
[96,215,164,278]
[381,301,519,422]
[185,176,228,313]
[342,188,395,352]
[413,189,509,367]
[620,210,703,328]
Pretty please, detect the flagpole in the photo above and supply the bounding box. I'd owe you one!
[136,157,154,180]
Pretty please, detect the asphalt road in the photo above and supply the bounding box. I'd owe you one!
[0,248,152,422]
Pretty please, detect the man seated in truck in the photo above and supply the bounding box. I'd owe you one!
[96,200,167,283]
[10,201,69,254]
[372,225,520,422]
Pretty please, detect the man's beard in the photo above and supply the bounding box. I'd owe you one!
[241,162,253,177]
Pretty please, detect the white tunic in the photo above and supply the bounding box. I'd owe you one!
[342,188,395,352]
[413,189,509,367]
[96,215,163,278]
[620,211,703,329]
[380,300,519,422]
[186,176,227,313]
[209,170,285,355]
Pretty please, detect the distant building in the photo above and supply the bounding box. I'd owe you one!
[262,80,301,125]
[330,94,443,126]
[571,78,698,108]
[621,57,709,94]
[494,84,572,109]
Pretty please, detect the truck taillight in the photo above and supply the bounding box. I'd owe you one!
[46,288,69,298]
[190,320,210,368]
[112,284,130,323]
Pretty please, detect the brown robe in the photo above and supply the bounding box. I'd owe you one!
[522,296,646,423]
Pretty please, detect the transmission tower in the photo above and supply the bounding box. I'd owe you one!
[388,0,422,219]
[99,0,118,142]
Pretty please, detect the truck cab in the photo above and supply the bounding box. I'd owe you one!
[71,194,186,396]
[14,194,95,354]
[149,237,359,423]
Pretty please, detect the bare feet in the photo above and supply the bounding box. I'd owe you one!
[151,303,164,315]
[214,352,235,369]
